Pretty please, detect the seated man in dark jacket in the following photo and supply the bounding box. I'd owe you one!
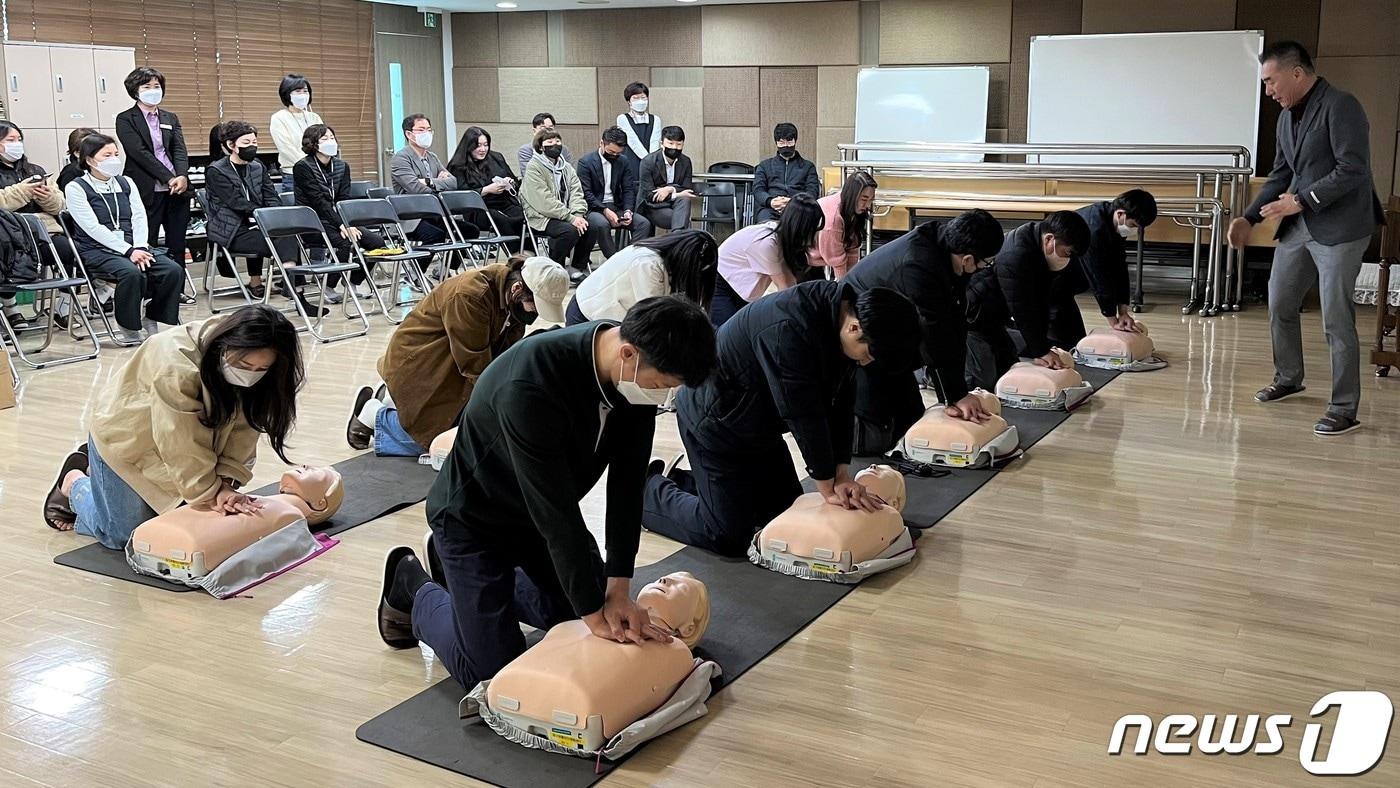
[292,123,385,299]
[843,209,1006,453]
[205,120,325,314]
[752,122,821,223]
[636,125,696,233]
[577,127,651,260]
[641,281,921,557]
[964,210,1091,390]
[1075,189,1157,332]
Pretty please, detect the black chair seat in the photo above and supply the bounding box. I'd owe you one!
[478,234,520,244]
[15,277,87,291]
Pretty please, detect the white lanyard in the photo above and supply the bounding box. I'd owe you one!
[94,178,121,231]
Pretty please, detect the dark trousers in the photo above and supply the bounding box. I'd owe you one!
[412,519,580,689]
[1026,295,1089,354]
[755,205,782,223]
[709,274,746,328]
[409,217,449,245]
[309,227,385,287]
[564,296,588,326]
[468,205,526,252]
[540,218,598,271]
[641,404,803,557]
[79,248,183,330]
[965,324,1019,392]
[147,191,191,269]
[638,195,694,233]
[220,226,300,279]
[586,204,653,259]
[853,365,925,456]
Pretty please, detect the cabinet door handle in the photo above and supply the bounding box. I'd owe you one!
[56,74,64,93]
[99,76,107,94]
[9,75,17,92]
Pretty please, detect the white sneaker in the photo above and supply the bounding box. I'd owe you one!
[114,327,146,344]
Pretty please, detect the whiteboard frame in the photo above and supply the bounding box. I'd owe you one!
[1026,30,1263,166]
[854,66,991,163]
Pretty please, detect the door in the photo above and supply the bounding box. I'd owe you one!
[373,6,446,184]
[50,46,100,128]
[93,48,136,128]
[4,44,56,130]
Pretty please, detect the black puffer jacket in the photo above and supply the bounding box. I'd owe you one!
[966,221,1069,358]
[1075,201,1130,317]
[751,153,821,213]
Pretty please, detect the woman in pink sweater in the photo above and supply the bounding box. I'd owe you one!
[810,172,877,279]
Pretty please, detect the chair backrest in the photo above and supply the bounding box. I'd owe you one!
[696,181,736,221]
[278,191,296,207]
[387,193,447,221]
[437,189,488,216]
[367,186,392,199]
[708,161,755,176]
[16,212,53,245]
[336,198,402,229]
[252,206,325,239]
[193,188,212,215]
[348,180,374,199]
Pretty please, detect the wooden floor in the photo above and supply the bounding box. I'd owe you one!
[1,295,1397,787]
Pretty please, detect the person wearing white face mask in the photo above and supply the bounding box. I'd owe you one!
[373,296,717,680]
[63,132,184,343]
[42,305,303,551]
[389,113,463,246]
[0,120,74,329]
[962,211,1093,391]
[616,82,661,179]
[114,67,193,303]
[1071,189,1157,333]
[270,74,324,194]
[294,123,387,300]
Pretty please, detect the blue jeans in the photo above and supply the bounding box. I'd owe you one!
[278,172,294,193]
[71,437,157,550]
[412,519,580,689]
[373,407,426,457]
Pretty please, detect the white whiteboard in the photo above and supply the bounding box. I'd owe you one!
[854,66,990,163]
[1027,31,1262,165]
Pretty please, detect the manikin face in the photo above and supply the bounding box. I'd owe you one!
[637,572,709,646]
[838,316,874,366]
[279,465,343,524]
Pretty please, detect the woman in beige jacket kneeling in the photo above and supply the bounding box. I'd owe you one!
[43,304,304,548]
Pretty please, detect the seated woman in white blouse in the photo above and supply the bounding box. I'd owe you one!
[564,229,716,325]
[63,131,183,343]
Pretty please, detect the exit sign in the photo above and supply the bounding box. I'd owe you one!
[423,12,438,28]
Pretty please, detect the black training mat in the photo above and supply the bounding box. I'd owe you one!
[826,366,1122,528]
[249,452,440,538]
[52,453,439,589]
[355,546,856,788]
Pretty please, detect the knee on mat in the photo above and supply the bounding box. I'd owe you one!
[713,530,756,558]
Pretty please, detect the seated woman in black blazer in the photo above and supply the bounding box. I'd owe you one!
[292,124,385,300]
[446,125,525,251]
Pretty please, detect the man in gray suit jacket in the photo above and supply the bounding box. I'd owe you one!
[1229,41,1385,437]
[389,113,457,245]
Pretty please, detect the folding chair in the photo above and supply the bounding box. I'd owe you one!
[278,191,297,207]
[367,186,392,199]
[693,182,740,235]
[386,194,475,281]
[0,214,100,369]
[56,212,142,348]
[707,162,755,226]
[252,206,369,343]
[193,189,255,314]
[436,190,520,266]
[347,180,374,199]
[335,198,436,324]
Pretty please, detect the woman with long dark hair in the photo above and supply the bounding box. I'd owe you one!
[565,229,717,324]
[710,193,824,327]
[811,172,877,279]
[43,304,305,549]
[447,125,525,249]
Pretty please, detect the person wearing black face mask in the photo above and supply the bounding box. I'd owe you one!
[752,122,821,223]
[345,256,570,455]
[205,120,327,314]
[578,126,652,260]
[637,125,696,233]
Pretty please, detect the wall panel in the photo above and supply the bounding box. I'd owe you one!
[879,0,1013,65]
[457,122,534,169]
[1313,56,1400,196]
[759,67,818,145]
[498,11,548,68]
[705,126,763,168]
[1009,0,1083,144]
[815,127,855,174]
[561,8,700,66]
[453,68,500,124]
[704,68,760,127]
[817,66,860,128]
[498,68,597,124]
[1236,0,1322,176]
[597,67,652,133]
[701,2,859,66]
[1081,0,1237,33]
[452,13,499,68]
[651,87,705,168]
[1316,0,1400,57]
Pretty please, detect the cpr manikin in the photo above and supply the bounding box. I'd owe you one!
[1072,323,1167,371]
[126,466,344,598]
[461,572,722,760]
[748,465,916,583]
[423,427,457,471]
[901,389,1021,468]
[995,348,1094,410]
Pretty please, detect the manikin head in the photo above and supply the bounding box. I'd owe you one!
[278,465,344,525]
[636,572,710,648]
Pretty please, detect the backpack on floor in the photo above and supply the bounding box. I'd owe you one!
[0,209,40,285]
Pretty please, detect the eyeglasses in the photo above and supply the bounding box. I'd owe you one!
[976,256,995,269]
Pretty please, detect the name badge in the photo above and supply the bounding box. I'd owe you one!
[159,124,173,130]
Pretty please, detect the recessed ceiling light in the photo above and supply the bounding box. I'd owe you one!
[496,2,517,8]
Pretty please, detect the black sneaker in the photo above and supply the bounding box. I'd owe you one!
[1255,384,1305,403]
[178,292,197,306]
[294,291,331,318]
[347,385,375,450]
[377,546,420,649]
[1314,414,1360,436]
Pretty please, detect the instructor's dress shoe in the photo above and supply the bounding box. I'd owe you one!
[347,386,375,450]
[378,546,422,649]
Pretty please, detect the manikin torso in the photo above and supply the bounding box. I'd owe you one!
[903,390,1018,466]
[998,348,1087,398]
[485,572,709,750]
[1076,325,1156,362]
[755,465,908,572]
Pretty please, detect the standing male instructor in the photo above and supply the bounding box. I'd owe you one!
[1228,41,1385,436]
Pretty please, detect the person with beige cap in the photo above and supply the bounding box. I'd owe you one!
[346,255,569,456]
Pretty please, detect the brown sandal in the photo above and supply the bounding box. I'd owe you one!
[44,447,88,531]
